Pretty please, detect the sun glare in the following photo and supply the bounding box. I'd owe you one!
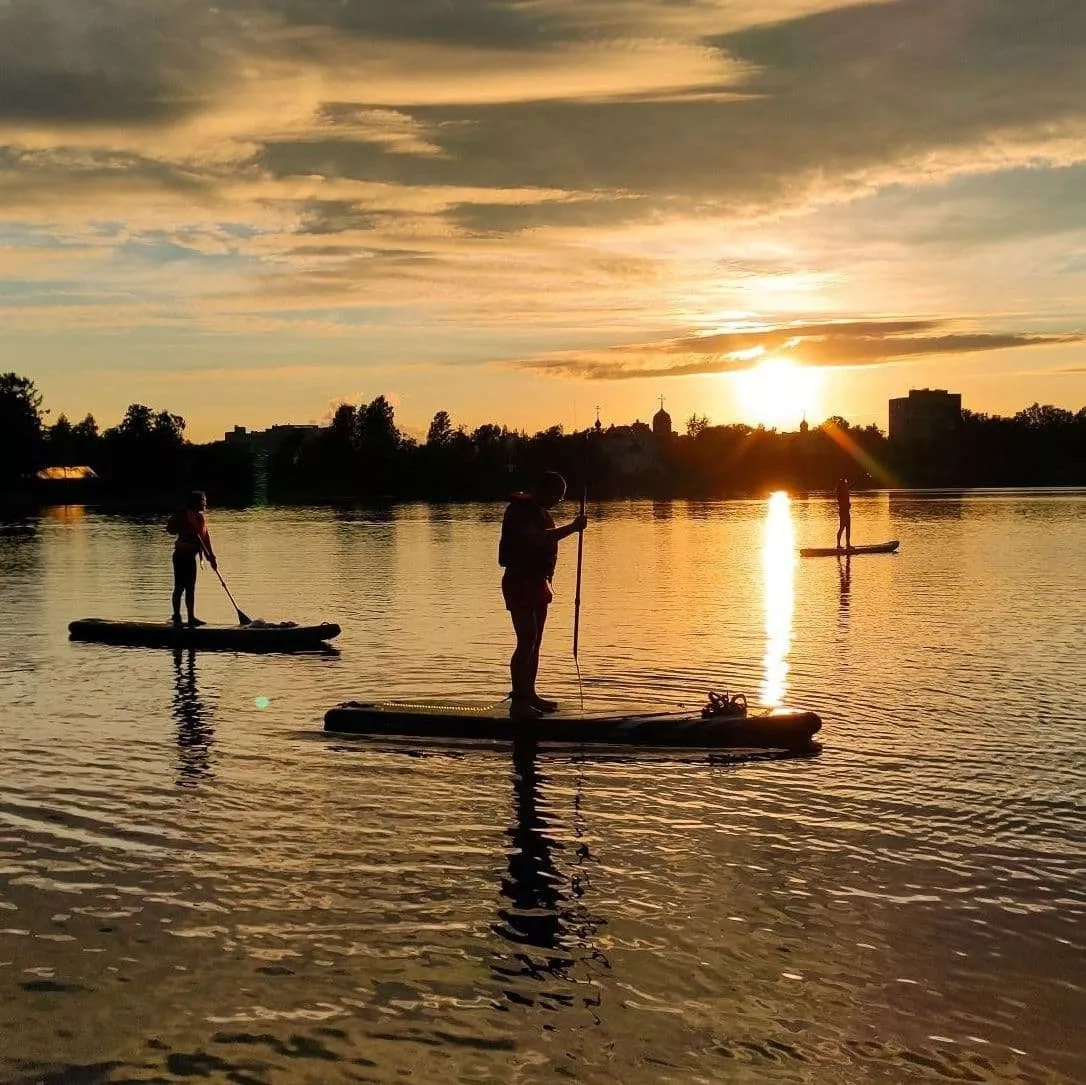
[735,357,821,430]
[762,491,795,709]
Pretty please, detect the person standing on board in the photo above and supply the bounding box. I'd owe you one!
[499,472,588,720]
[835,476,852,553]
[166,490,217,627]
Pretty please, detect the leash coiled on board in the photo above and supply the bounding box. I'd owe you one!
[701,691,748,719]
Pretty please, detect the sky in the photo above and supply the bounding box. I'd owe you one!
[1,0,1084,442]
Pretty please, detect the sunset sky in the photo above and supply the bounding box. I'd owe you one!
[2,0,1084,442]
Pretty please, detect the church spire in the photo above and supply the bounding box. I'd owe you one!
[652,395,673,438]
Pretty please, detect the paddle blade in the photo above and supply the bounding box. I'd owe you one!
[236,609,252,626]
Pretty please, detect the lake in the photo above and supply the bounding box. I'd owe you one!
[0,492,1083,1083]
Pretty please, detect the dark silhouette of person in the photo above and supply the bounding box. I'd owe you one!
[499,472,587,720]
[166,490,217,627]
[835,476,852,552]
[171,649,214,786]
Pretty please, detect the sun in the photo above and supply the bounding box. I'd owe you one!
[734,357,822,430]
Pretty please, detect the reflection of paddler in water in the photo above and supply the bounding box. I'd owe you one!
[171,649,215,786]
[837,554,851,629]
[491,739,607,1015]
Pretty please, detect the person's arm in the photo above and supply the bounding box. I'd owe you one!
[199,518,217,568]
[509,510,587,550]
[543,515,587,543]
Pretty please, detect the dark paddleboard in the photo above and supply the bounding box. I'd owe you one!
[800,540,899,558]
[69,618,341,652]
[324,699,821,750]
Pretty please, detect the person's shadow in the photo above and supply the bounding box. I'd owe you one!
[171,649,215,787]
[490,739,608,1018]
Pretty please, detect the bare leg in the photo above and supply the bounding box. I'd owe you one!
[527,606,548,696]
[836,520,845,551]
[171,552,184,621]
[844,516,851,551]
[185,584,196,623]
[509,607,540,701]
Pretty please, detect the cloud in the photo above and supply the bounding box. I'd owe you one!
[0,1,230,125]
[1,0,1085,420]
[515,320,1084,379]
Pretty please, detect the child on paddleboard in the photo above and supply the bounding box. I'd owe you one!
[499,471,588,720]
[166,490,217,627]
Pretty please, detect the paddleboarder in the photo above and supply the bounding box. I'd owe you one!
[499,472,588,720]
[166,490,217,627]
[835,476,852,553]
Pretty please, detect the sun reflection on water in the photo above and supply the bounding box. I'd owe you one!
[762,491,796,707]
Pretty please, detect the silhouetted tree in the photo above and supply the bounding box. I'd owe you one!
[71,415,100,465]
[4,373,1084,504]
[0,372,45,484]
[686,414,709,439]
[47,414,75,464]
[100,403,188,495]
[359,396,400,454]
[330,403,358,446]
[427,410,453,447]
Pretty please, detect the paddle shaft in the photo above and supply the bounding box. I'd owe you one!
[199,542,251,625]
[572,480,586,660]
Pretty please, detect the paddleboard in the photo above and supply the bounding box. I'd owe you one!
[324,699,821,750]
[800,540,899,558]
[69,618,341,652]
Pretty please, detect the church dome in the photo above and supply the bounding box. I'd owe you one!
[652,399,673,436]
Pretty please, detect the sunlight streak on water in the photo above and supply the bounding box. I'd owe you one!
[761,490,795,707]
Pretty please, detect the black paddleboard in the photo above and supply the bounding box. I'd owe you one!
[324,698,822,750]
[800,540,899,557]
[69,618,341,652]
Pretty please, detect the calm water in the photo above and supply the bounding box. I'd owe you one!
[0,493,1083,1084]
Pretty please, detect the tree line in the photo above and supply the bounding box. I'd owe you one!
[1,371,1084,507]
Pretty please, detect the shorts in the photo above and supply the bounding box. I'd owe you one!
[501,572,553,612]
[173,549,198,592]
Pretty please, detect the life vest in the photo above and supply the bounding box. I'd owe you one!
[167,509,209,554]
[498,493,557,579]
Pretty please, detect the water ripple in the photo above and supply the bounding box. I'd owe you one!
[0,495,1083,1082]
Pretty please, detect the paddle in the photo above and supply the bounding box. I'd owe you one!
[200,544,252,626]
[572,477,586,660]
[572,452,587,711]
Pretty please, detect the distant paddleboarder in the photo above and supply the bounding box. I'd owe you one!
[836,476,852,553]
[166,490,217,627]
[499,471,588,720]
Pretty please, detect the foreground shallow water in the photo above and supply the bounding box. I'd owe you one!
[1,493,1083,1083]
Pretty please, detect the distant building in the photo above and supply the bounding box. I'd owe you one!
[652,397,673,438]
[597,421,663,478]
[225,424,320,450]
[889,389,962,446]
